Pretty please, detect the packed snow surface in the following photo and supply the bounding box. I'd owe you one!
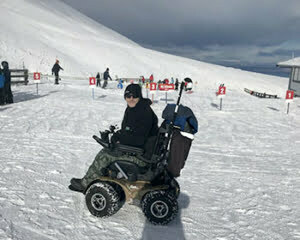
[0,78,299,240]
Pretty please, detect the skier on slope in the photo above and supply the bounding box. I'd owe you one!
[102,68,112,89]
[52,60,64,85]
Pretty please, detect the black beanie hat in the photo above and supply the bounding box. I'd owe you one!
[124,84,143,99]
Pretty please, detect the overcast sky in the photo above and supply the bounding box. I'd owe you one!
[61,0,300,67]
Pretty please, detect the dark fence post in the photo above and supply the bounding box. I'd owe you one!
[24,69,29,85]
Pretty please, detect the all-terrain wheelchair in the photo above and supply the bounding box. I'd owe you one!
[83,82,188,225]
[84,121,180,225]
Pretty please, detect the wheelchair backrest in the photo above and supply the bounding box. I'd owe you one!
[150,122,171,163]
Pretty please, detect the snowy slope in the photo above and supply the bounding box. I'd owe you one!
[0,0,288,94]
[1,0,299,240]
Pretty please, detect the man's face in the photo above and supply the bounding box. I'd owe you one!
[125,95,140,108]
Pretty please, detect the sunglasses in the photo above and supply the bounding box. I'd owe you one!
[125,93,139,99]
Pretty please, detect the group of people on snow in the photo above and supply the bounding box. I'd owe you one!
[51,60,112,89]
[0,61,13,105]
[139,76,181,91]
[95,68,112,88]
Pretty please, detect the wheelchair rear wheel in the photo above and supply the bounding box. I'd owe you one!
[141,190,178,225]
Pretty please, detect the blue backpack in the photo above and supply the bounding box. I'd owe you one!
[162,104,198,134]
[0,74,5,88]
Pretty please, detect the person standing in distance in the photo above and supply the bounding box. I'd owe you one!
[102,68,112,89]
[1,61,13,104]
[96,72,101,87]
[52,60,64,85]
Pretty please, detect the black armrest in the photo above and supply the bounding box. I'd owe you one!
[114,143,144,155]
[93,135,145,156]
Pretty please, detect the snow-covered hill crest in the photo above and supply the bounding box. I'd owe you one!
[0,0,288,93]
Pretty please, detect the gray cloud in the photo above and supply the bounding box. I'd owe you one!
[61,0,300,66]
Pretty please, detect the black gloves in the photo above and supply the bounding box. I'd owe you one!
[100,130,110,143]
[111,130,122,144]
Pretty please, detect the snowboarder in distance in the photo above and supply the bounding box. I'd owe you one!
[102,68,112,89]
[96,72,101,87]
[52,60,63,85]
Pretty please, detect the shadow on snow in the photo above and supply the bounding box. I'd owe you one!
[97,95,107,99]
[267,106,280,112]
[211,103,219,110]
[13,91,59,103]
[0,106,11,112]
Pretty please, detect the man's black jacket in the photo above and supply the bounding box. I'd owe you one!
[103,70,112,80]
[115,98,158,148]
[52,63,63,75]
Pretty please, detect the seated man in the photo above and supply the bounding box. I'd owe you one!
[70,84,158,192]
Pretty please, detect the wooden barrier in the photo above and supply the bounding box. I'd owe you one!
[10,69,29,85]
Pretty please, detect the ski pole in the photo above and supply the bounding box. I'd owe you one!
[165,92,167,104]
[161,81,185,162]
